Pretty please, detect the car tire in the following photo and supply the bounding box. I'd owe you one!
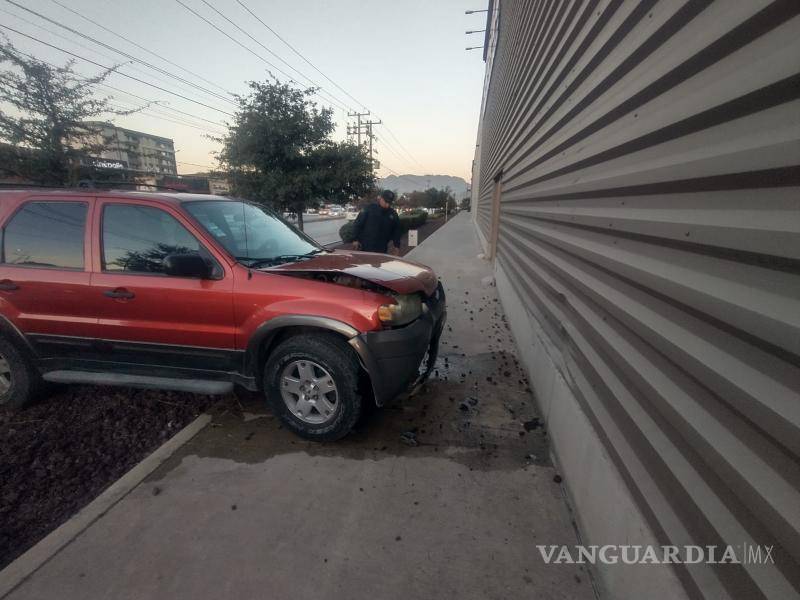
[0,336,42,409]
[264,333,362,442]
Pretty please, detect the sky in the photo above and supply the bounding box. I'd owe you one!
[1,0,488,180]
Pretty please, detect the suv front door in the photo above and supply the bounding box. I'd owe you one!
[91,198,237,373]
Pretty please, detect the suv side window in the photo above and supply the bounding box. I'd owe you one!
[2,201,87,270]
[102,204,203,274]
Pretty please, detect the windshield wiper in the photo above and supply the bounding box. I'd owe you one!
[245,249,326,269]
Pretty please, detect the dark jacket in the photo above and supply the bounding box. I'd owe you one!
[351,203,401,253]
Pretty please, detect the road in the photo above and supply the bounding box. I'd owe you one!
[300,216,347,246]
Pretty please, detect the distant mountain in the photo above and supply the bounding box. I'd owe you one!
[378,174,469,197]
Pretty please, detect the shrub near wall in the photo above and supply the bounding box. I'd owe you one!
[339,210,427,243]
[399,210,427,230]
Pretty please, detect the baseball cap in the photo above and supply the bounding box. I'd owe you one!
[380,189,396,203]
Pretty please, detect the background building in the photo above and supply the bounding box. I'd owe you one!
[87,123,177,176]
[471,2,800,599]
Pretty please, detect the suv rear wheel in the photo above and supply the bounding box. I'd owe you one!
[0,337,41,408]
[264,333,361,441]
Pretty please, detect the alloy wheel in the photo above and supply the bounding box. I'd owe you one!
[280,359,339,425]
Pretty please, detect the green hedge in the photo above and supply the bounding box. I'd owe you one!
[399,210,428,230]
[339,210,428,244]
[339,221,356,243]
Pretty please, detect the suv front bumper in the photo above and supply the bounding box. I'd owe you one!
[349,283,446,406]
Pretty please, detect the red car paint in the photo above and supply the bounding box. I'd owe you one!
[0,190,435,353]
[268,250,439,297]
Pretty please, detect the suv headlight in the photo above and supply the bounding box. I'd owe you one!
[378,294,423,326]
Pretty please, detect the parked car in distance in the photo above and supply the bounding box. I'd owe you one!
[346,208,359,221]
[0,190,446,441]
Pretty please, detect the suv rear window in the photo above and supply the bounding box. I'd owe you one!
[2,201,87,269]
[102,204,201,274]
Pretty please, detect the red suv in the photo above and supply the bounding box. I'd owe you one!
[0,190,445,440]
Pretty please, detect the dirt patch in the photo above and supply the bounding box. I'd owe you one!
[0,387,216,569]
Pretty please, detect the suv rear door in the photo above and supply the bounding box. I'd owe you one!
[90,197,237,372]
[0,195,99,358]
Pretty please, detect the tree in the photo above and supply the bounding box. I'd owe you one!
[0,37,132,186]
[405,187,455,211]
[215,80,374,230]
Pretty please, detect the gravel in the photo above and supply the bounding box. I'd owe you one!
[0,386,216,569]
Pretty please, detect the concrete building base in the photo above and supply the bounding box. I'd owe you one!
[482,220,688,600]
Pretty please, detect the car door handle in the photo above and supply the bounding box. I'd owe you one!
[104,288,135,300]
[0,280,18,291]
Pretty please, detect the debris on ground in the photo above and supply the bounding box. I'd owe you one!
[400,430,419,446]
[523,418,542,431]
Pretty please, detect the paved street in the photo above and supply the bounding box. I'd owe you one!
[5,213,593,600]
[300,216,347,246]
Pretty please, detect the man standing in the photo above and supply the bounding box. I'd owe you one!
[351,190,402,255]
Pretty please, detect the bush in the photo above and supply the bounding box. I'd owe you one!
[339,221,356,243]
[399,210,427,231]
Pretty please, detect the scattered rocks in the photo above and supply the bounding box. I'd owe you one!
[523,418,542,431]
[400,431,419,446]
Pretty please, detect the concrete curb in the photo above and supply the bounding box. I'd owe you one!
[0,413,212,599]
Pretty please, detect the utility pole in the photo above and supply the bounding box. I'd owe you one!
[362,118,381,166]
[348,113,381,171]
[347,111,370,147]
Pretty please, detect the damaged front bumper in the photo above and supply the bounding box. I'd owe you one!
[349,283,446,406]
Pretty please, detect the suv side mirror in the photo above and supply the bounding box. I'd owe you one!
[163,253,210,278]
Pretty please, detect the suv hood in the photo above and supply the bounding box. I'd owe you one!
[266,250,438,296]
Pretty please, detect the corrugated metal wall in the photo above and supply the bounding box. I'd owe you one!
[474,1,800,598]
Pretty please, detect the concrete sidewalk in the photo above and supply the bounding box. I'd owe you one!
[4,212,594,600]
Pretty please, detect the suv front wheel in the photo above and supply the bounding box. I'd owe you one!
[263,333,362,441]
[0,336,41,408]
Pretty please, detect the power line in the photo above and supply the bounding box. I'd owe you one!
[196,0,353,112]
[172,0,288,82]
[97,83,227,128]
[236,0,368,112]
[0,5,228,110]
[6,45,229,132]
[46,0,233,98]
[235,0,427,172]
[176,161,216,170]
[106,101,225,136]
[172,0,348,113]
[376,135,415,171]
[0,23,235,117]
[3,0,236,107]
[381,123,427,172]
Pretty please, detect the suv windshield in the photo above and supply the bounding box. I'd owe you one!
[184,200,322,266]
